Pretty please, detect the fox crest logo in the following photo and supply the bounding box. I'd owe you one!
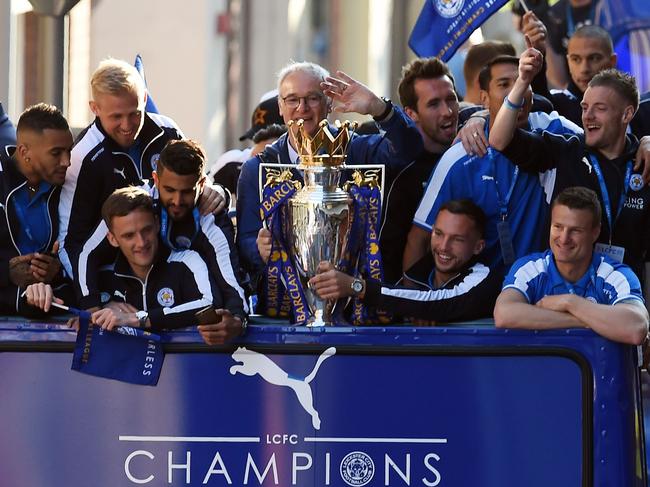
[230,347,336,429]
[434,0,464,18]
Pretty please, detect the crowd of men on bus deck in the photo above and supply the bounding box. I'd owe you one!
[2,9,650,347]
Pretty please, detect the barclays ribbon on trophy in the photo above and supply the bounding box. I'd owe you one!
[260,119,390,326]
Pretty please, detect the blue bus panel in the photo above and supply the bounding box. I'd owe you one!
[0,320,645,487]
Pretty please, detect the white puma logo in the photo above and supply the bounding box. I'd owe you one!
[230,346,336,430]
[481,175,494,181]
[582,157,592,174]
[113,167,126,179]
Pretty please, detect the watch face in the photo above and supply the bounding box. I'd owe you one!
[352,280,363,293]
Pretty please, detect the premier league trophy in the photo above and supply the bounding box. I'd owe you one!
[260,119,386,327]
[286,119,355,326]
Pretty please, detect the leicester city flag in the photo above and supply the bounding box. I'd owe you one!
[71,310,164,386]
[409,0,509,61]
[134,54,160,114]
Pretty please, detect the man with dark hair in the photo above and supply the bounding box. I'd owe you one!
[29,186,218,331]
[0,103,73,314]
[544,0,598,88]
[457,40,555,152]
[526,20,650,140]
[77,139,248,343]
[379,57,459,283]
[310,199,502,322]
[494,187,648,345]
[490,44,650,283]
[463,41,517,106]
[251,124,287,157]
[404,55,581,277]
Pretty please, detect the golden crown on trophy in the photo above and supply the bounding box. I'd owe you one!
[287,119,358,167]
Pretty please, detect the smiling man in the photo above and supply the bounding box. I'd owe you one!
[380,57,460,283]
[75,139,248,342]
[309,199,502,323]
[238,60,423,292]
[489,45,650,284]
[494,187,648,345]
[0,103,73,313]
[58,58,184,289]
[403,55,582,277]
[91,186,216,331]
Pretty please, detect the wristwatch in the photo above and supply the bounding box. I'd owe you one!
[373,96,393,122]
[350,278,364,296]
[135,310,149,328]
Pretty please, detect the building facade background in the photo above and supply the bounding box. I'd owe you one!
[0,0,516,164]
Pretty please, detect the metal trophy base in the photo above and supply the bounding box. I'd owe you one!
[306,309,328,327]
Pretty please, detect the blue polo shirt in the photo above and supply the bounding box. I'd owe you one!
[413,111,581,270]
[503,249,644,306]
[12,183,52,254]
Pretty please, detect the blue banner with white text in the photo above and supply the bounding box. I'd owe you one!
[409,0,509,61]
[71,311,164,386]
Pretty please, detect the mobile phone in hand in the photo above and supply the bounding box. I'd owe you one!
[195,306,221,325]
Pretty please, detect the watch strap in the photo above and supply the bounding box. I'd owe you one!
[373,97,393,122]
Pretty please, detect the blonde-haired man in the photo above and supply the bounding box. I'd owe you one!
[58,58,184,310]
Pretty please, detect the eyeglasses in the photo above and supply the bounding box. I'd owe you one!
[281,93,324,109]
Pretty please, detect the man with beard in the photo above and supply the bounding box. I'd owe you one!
[76,140,248,343]
[379,57,460,283]
[403,55,582,278]
[310,200,501,322]
[0,103,73,314]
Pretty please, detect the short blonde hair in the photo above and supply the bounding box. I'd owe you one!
[91,58,145,101]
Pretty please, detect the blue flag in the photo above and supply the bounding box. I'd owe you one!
[71,310,164,386]
[134,54,160,114]
[408,0,509,61]
[597,0,650,92]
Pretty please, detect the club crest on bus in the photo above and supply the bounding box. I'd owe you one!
[230,346,336,429]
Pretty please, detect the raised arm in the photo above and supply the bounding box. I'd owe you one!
[322,70,423,165]
[489,38,544,151]
[321,70,392,119]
